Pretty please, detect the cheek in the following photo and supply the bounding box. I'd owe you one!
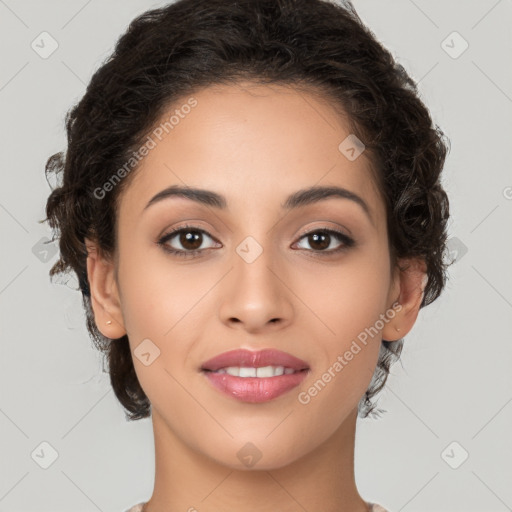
[297,250,391,344]
[117,256,199,398]
[117,238,198,336]
[291,250,390,410]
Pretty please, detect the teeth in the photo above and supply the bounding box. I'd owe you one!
[215,366,296,377]
[256,365,281,377]
[239,367,256,377]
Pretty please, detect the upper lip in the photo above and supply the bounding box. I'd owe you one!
[200,349,309,372]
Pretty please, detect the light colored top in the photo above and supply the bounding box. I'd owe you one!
[125,501,390,511]
[125,504,144,512]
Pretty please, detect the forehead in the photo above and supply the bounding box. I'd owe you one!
[119,82,385,223]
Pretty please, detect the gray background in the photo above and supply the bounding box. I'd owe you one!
[1,0,511,511]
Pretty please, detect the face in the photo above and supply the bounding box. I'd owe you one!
[87,82,422,471]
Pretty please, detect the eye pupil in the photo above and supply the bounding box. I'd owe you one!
[309,232,330,250]
[181,231,202,250]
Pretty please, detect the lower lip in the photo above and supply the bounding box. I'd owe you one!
[202,369,309,403]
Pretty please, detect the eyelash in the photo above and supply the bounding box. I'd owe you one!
[157,224,355,259]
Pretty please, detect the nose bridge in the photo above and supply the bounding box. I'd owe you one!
[233,234,282,304]
[218,233,294,330]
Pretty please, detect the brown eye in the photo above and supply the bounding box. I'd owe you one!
[294,228,355,254]
[177,230,203,251]
[158,225,220,258]
[306,232,330,251]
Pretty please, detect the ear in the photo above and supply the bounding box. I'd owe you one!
[382,257,428,342]
[84,237,126,339]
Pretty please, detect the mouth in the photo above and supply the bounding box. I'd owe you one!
[200,348,310,372]
[200,348,310,403]
[203,365,306,377]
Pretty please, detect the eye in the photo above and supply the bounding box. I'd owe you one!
[293,228,355,255]
[157,225,355,259]
[157,224,220,258]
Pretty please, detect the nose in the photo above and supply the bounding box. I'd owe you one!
[218,245,295,334]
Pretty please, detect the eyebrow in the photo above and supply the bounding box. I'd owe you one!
[143,184,372,222]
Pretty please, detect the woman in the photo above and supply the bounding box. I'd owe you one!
[44,0,451,510]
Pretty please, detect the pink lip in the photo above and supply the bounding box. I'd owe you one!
[200,348,309,372]
[200,349,310,403]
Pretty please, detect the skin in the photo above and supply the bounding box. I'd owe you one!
[85,82,427,512]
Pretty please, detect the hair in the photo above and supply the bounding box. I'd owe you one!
[43,0,451,421]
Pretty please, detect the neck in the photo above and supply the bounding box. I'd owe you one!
[144,407,369,512]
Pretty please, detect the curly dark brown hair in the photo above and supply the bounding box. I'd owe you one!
[43,0,451,421]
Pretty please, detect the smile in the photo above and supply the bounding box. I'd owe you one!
[208,365,298,377]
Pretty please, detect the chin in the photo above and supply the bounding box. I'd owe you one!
[204,439,309,472]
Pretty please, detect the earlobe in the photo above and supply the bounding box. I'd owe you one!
[84,237,126,339]
[382,258,428,342]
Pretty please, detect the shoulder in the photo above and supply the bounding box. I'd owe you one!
[124,503,146,512]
